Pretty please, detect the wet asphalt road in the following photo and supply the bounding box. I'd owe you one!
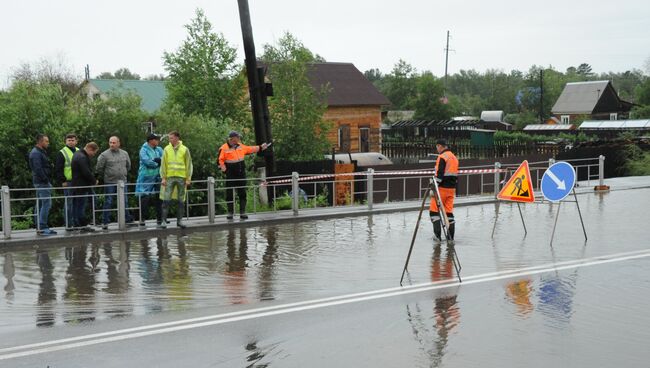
[1,188,649,367]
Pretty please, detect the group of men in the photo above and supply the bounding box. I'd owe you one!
[28,130,196,235]
[28,129,269,236]
[29,130,454,241]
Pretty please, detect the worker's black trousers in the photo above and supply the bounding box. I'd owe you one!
[226,177,247,215]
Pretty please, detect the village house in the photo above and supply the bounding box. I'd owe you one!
[305,62,390,153]
[551,80,635,124]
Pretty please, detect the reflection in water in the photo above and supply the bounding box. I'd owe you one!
[406,246,460,367]
[63,245,97,324]
[225,228,249,305]
[3,253,15,296]
[258,226,279,302]
[538,272,577,327]
[505,279,534,317]
[103,241,133,318]
[160,236,192,304]
[36,250,56,327]
[138,238,164,314]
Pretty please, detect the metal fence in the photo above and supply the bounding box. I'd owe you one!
[0,156,605,239]
[382,141,567,160]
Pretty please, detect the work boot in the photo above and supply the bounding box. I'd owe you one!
[160,202,168,229]
[226,214,234,220]
[447,213,455,240]
[240,213,248,220]
[177,201,186,229]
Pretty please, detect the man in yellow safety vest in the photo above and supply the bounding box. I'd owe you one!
[159,130,193,229]
[54,133,79,231]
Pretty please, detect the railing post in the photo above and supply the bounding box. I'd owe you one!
[291,172,299,215]
[367,168,374,210]
[599,155,605,186]
[207,176,215,224]
[493,162,501,198]
[117,180,126,231]
[257,167,268,206]
[2,186,11,239]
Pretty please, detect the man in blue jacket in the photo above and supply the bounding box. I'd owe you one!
[28,134,57,235]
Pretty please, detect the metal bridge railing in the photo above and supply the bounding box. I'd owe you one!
[0,156,605,239]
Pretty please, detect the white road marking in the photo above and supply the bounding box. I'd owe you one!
[1,248,649,361]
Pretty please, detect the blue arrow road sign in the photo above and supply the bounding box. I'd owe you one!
[541,162,576,202]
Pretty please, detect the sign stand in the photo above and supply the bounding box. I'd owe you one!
[549,187,587,246]
[491,161,535,238]
[541,162,587,246]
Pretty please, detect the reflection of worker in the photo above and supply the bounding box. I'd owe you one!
[430,246,460,366]
[218,131,269,220]
[224,228,249,304]
[430,139,459,241]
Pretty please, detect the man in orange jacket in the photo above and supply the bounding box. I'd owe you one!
[218,131,269,220]
[430,139,459,241]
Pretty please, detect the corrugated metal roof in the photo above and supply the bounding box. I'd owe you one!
[391,119,481,128]
[523,124,575,131]
[579,120,650,130]
[89,79,167,113]
[551,80,610,114]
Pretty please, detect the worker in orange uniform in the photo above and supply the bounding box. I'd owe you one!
[218,131,269,220]
[430,139,459,241]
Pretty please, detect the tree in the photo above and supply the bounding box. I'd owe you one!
[10,56,81,96]
[576,63,594,77]
[363,68,383,83]
[412,72,451,120]
[631,78,650,118]
[162,8,247,125]
[384,60,417,110]
[143,74,166,81]
[96,68,142,80]
[261,32,331,161]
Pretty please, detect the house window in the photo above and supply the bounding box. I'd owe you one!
[338,125,350,152]
[359,127,370,153]
[610,113,617,120]
[560,115,570,124]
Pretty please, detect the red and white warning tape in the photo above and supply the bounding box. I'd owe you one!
[263,168,506,185]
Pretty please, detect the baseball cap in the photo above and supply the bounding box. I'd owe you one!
[147,133,160,141]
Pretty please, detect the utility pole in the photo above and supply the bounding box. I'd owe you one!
[444,30,450,95]
[539,69,544,123]
[237,0,274,172]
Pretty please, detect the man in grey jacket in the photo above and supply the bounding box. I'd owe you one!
[96,136,134,229]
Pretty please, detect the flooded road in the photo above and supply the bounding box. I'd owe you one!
[1,188,649,367]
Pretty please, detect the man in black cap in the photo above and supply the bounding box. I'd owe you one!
[217,131,269,220]
[429,139,459,241]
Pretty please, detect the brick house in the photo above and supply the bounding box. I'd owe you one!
[551,80,635,124]
[306,63,391,153]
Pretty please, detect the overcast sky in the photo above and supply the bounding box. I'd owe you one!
[2,0,649,88]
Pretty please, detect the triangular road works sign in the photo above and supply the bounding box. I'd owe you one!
[497,160,535,203]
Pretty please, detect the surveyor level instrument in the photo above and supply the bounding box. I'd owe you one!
[400,175,462,285]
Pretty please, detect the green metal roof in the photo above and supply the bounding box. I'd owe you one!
[89,79,167,113]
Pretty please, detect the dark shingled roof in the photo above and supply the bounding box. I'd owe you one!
[305,62,391,107]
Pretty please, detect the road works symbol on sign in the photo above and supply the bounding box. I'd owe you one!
[497,160,535,203]
[541,161,576,202]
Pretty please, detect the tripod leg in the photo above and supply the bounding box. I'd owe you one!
[400,188,431,285]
